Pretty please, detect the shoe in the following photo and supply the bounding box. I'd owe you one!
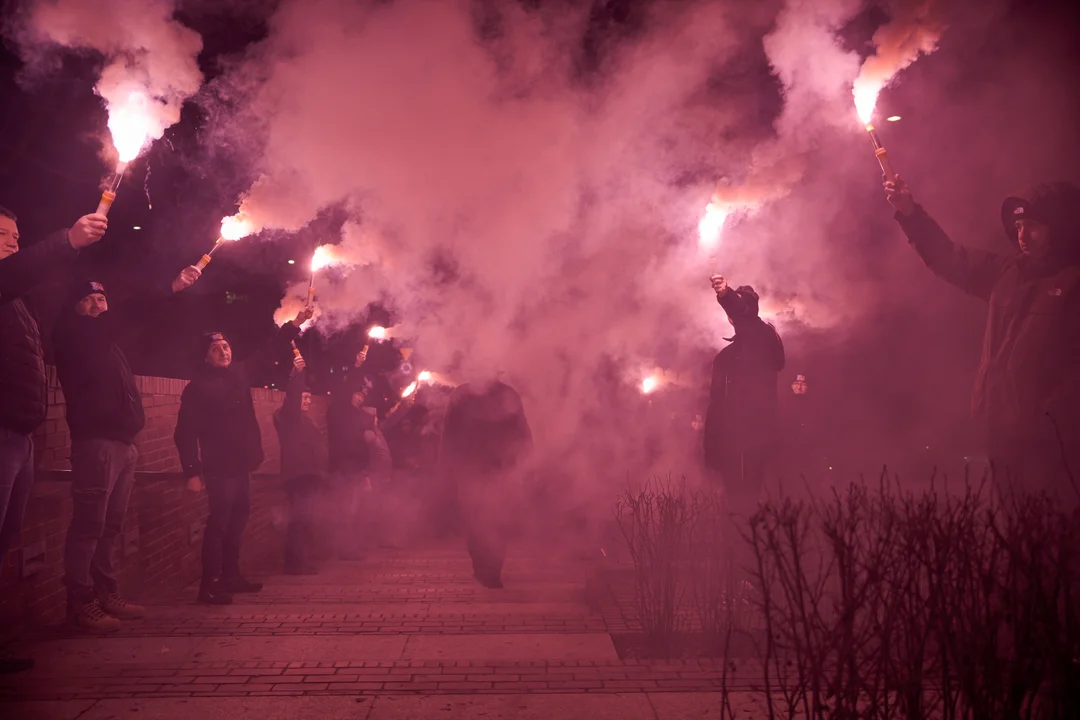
[198,580,234,605]
[473,571,504,589]
[98,591,146,619]
[222,575,263,593]
[70,599,122,633]
[0,657,34,675]
[284,563,318,575]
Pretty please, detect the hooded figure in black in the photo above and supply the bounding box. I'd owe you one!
[54,269,199,632]
[887,177,1080,503]
[703,278,785,508]
[439,378,532,588]
[174,308,309,603]
[273,352,326,574]
[327,351,378,559]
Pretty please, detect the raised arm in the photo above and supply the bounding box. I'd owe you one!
[0,231,79,299]
[0,215,107,299]
[886,176,1009,302]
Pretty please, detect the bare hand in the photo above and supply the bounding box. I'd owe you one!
[67,213,108,249]
[710,274,729,297]
[355,346,369,367]
[293,355,306,371]
[884,174,916,216]
[171,265,202,293]
[186,476,204,493]
[293,306,315,325]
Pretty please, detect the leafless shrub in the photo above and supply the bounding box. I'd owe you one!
[613,474,698,655]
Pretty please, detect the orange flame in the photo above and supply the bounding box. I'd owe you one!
[641,374,661,394]
[402,381,418,398]
[697,203,730,252]
[220,214,254,241]
[108,91,154,162]
[368,325,388,340]
[310,244,343,272]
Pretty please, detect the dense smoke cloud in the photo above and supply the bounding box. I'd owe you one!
[9,0,203,163]
[218,0,886,494]
[200,0,1076,517]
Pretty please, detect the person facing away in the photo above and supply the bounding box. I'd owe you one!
[173,307,311,604]
[273,353,326,575]
[439,377,533,589]
[327,354,377,560]
[53,267,201,633]
[703,276,785,510]
[885,176,1080,504]
[0,206,107,675]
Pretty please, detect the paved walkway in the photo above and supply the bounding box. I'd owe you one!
[1,543,768,719]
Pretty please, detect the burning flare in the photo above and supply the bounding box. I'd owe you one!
[108,90,154,163]
[641,374,661,395]
[697,203,730,253]
[368,325,389,341]
[852,0,947,126]
[195,215,255,271]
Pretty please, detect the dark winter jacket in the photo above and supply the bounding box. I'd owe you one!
[703,290,785,468]
[174,322,300,478]
[273,368,325,481]
[327,398,375,474]
[895,183,1080,432]
[0,232,79,435]
[52,301,164,445]
[439,380,533,475]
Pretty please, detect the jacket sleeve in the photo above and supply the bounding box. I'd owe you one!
[895,205,1010,302]
[236,321,302,375]
[1043,288,1080,422]
[279,367,306,428]
[717,290,754,319]
[174,383,202,478]
[0,231,79,300]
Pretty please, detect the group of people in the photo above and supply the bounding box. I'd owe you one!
[701,178,1080,509]
[1,173,1076,671]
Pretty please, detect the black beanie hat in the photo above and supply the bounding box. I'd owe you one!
[68,279,107,305]
[1001,182,1080,250]
[201,331,230,358]
[734,285,760,316]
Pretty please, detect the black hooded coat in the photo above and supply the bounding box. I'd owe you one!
[895,182,1080,441]
[703,287,786,470]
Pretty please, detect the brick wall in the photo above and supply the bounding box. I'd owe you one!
[1,370,329,637]
[32,368,295,473]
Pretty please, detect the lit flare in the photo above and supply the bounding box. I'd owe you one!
[195,214,255,271]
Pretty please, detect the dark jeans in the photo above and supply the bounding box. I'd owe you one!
[202,473,251,584]
[466,524,508,583]
[284,475,319,569]
[64,439,138,604]
[710,449,768,514]
[0,428,35,562]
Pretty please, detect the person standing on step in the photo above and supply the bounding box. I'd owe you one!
[54,268,201,633]
[174,307,312,604]
[273,351,325,575]
[439,377,533,589]
[0,205,107,674]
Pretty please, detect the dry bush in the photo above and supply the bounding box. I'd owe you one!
[613,475,698,655]
[611,467,1078,719]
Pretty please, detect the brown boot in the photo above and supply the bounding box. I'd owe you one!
[98,591,146,619]
[70,599,122,633]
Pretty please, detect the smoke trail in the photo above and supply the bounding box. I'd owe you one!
[853,0,948,122]
[9,0,203,162]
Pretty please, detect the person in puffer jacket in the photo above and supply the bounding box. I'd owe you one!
[0,205,107,674]
[54,269,201,633]
[886,176,1080,504]
[174,308,311,605]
